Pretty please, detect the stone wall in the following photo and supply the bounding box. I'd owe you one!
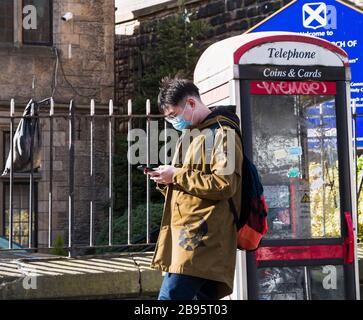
[0,0,115,106]
[0,0,115,252]
[115,0,292,111]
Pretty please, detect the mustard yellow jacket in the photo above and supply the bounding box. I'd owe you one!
[150,113,243,299]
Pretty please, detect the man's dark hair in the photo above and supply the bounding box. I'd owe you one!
[157,77,200,113]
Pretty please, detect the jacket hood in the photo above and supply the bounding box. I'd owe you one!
[197,105,240,130]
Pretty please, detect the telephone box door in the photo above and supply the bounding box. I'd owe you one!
[240,79,357,300]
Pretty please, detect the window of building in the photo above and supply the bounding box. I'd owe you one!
[0,0,14,43]
[1,132,38,248]
[23,0,52,45]
[3,183,35,247]
[0,0,52,46]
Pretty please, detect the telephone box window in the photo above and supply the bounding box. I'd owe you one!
[258,265,345,300]
[250,90,341,239]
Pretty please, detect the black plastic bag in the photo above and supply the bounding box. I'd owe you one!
[2,99,42,175]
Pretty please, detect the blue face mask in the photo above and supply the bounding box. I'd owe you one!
[166,104,194,131]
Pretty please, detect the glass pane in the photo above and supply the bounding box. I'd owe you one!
[251,93,341,239]
[13,224,20,234]
[258,267,306,300]
[13,209,20,223]
[0,0,14,43]
[3,184,34,247]
[309,265,345,300]
[258,265,345,300]
[23,0,51,45]
[20,209,29,222]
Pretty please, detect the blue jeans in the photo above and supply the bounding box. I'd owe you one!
[158,272,219,300]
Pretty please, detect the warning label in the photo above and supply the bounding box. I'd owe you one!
[301,193,310,203]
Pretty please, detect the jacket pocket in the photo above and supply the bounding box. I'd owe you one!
[152,226,171,266]
[172,191,216,229]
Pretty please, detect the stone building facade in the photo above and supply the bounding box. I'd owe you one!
[115,0,291,112]
[0,0,115,252]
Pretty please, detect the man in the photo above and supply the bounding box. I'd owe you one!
[147,77,243,300]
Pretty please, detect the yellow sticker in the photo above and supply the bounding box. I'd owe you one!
[301,193,310,203]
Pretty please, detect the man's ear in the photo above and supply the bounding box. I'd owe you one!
[188,98,197,109]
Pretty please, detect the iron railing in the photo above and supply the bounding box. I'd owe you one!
[0,98,167,257]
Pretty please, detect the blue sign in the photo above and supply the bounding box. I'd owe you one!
[287,146,303,156]
[306,99,337,150]
[247,0,363,146]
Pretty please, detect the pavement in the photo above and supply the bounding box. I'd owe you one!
[0,251,162,299]
[0,245,362,300]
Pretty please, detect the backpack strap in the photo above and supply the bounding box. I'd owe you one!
[210,118,242,142]
[205,118,244,153]
[205,118,243,230]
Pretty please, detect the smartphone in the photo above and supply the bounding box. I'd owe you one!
[137,165,158,173]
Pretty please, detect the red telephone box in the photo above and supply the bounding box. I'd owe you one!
[194,31,360,300]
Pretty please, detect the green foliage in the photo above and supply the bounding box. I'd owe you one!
[107,3,207,241]
[51,234,68,256]
[357,154,363,172]
[132,1,209,114]
[309,161,341,238]
[99,2,208,254]
[112,133,128,214]
[96,202,164,253]
[112,132,163,214]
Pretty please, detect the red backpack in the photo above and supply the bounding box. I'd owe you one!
[228,156,269,251]
[209,119,269,251]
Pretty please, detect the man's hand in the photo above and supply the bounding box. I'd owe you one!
[148,165,176,185]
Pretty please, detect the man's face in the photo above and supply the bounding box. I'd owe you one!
[164,98,196,123]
